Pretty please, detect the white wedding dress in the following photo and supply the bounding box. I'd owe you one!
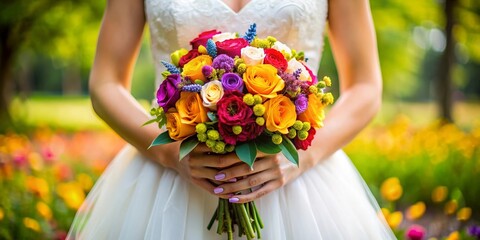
[67,0,396,239]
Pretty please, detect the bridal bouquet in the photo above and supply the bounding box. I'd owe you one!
[147,24,333,239]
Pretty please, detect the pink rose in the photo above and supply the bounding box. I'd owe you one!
[217,91,251,125]
[264,48,288,72]
[216,38,249,58]
[178,49,201,68]
[190,30,221,49]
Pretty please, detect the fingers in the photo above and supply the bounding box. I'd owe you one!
[213,168,282,195]
[189,152,242,168]
[214,155,279,180]
[226,180,282,204]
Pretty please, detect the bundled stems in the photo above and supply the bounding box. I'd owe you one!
[209,198,263,240]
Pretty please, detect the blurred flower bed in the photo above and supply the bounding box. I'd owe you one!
[346,116,480,240]
[0,116,479,239]
[0,128,124,240]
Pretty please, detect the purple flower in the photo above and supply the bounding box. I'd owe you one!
[221,73,244,92]
[156,74,181,111]
[468,225,480,238]
[295,94,308,114]
[212,54,235,72]
[202,65,215,79]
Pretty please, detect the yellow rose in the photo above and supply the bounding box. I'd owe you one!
[243,64,284,99]
[298,94,326,129]
[201,80,224,110]
[175,92,209,125]
[166,109,196,141]
[182,55,212,82]
[263,95,296,134]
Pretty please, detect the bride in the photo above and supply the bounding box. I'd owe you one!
[68,0,396,239]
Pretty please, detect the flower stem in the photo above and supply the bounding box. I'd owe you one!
[253,201,264,228]
[207,203,218,230]
[240,203,255,239]
[217,198,225,234]
[224,200,233,240]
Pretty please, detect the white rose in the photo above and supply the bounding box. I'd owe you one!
[286,58,312,82]
[212,32,237,43]
[272,41,292,58]
[201,80,224,110]
[241,46,265,66]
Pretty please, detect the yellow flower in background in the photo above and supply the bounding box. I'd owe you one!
[432,186,448,203]
[26,176,49,200]
[0,207,4,221]
[380,177,403,201]
[380,208,390,218]
[387,211,403,229]
[446,231,459,240]
[57,182,85,210]
[444,200,458,215]
[23,217,41,232]
[76,173,94,191]
[28,152,43,171]
[407,201,426,220]
[456,207,472,221]
[36,202,52,220]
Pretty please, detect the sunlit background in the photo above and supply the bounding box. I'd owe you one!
[0,0,479,239]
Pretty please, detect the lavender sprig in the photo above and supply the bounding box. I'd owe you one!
[243,23,257,43]
[161,60,180,74]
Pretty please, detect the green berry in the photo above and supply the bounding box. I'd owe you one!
[322,92,334,105]
[197,133,207,142]
[225,144,235,152]
[272,134,283,145]
[195,123,207,134]
[288,128,297,139]
[232,125,242,135]
[256,117,265,126]
[293,120,303,131]
[298,130,309,140]
[194,79,205,85]
[214,141,226,153]
[253,104,265,116]
[323,76,332,87]
[317,81,326,89]
[302,122,311,131]
[253,95,263,104]
[161,70,170,78]
[243,94,255,106]
[207,129,220,141]
[237,63,247,75]
[206,139,216,149]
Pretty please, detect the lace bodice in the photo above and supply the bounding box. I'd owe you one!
[145,0,328,85]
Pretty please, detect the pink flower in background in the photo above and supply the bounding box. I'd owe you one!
[406,224,426,240]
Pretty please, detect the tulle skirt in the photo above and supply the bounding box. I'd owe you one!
[67,145,396,240]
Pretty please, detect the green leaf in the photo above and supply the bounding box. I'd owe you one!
[279,136,299,166]
[255,135,281,154]
[149,131,174,149]
[142,118,158,126]
[235,141,257,168]
[179,136,199,161]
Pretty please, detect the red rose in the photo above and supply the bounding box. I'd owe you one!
[264,48,288,72]
[190,30,221,49]
[217,90,251,125]
[293,128,316,150]
[302,62,318,85]
[216,38,249,58]
[219,121,264,145]
[178,49,201,68]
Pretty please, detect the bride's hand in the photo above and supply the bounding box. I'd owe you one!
[210,151,313,204]
[173,143,242,194]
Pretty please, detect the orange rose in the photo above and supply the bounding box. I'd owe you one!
[298,94,326,128]
[182,55,212,82]
[175,92,209,125]
[263,95,296,134]
[243,64,284,99]
[166,109,196,140]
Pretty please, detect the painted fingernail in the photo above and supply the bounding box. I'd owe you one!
[227,178,237,183]
[215,173,226,180]
[214,187,224,194]
[229,197,239,203]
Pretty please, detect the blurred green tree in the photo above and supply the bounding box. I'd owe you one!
[0,0,103,132]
